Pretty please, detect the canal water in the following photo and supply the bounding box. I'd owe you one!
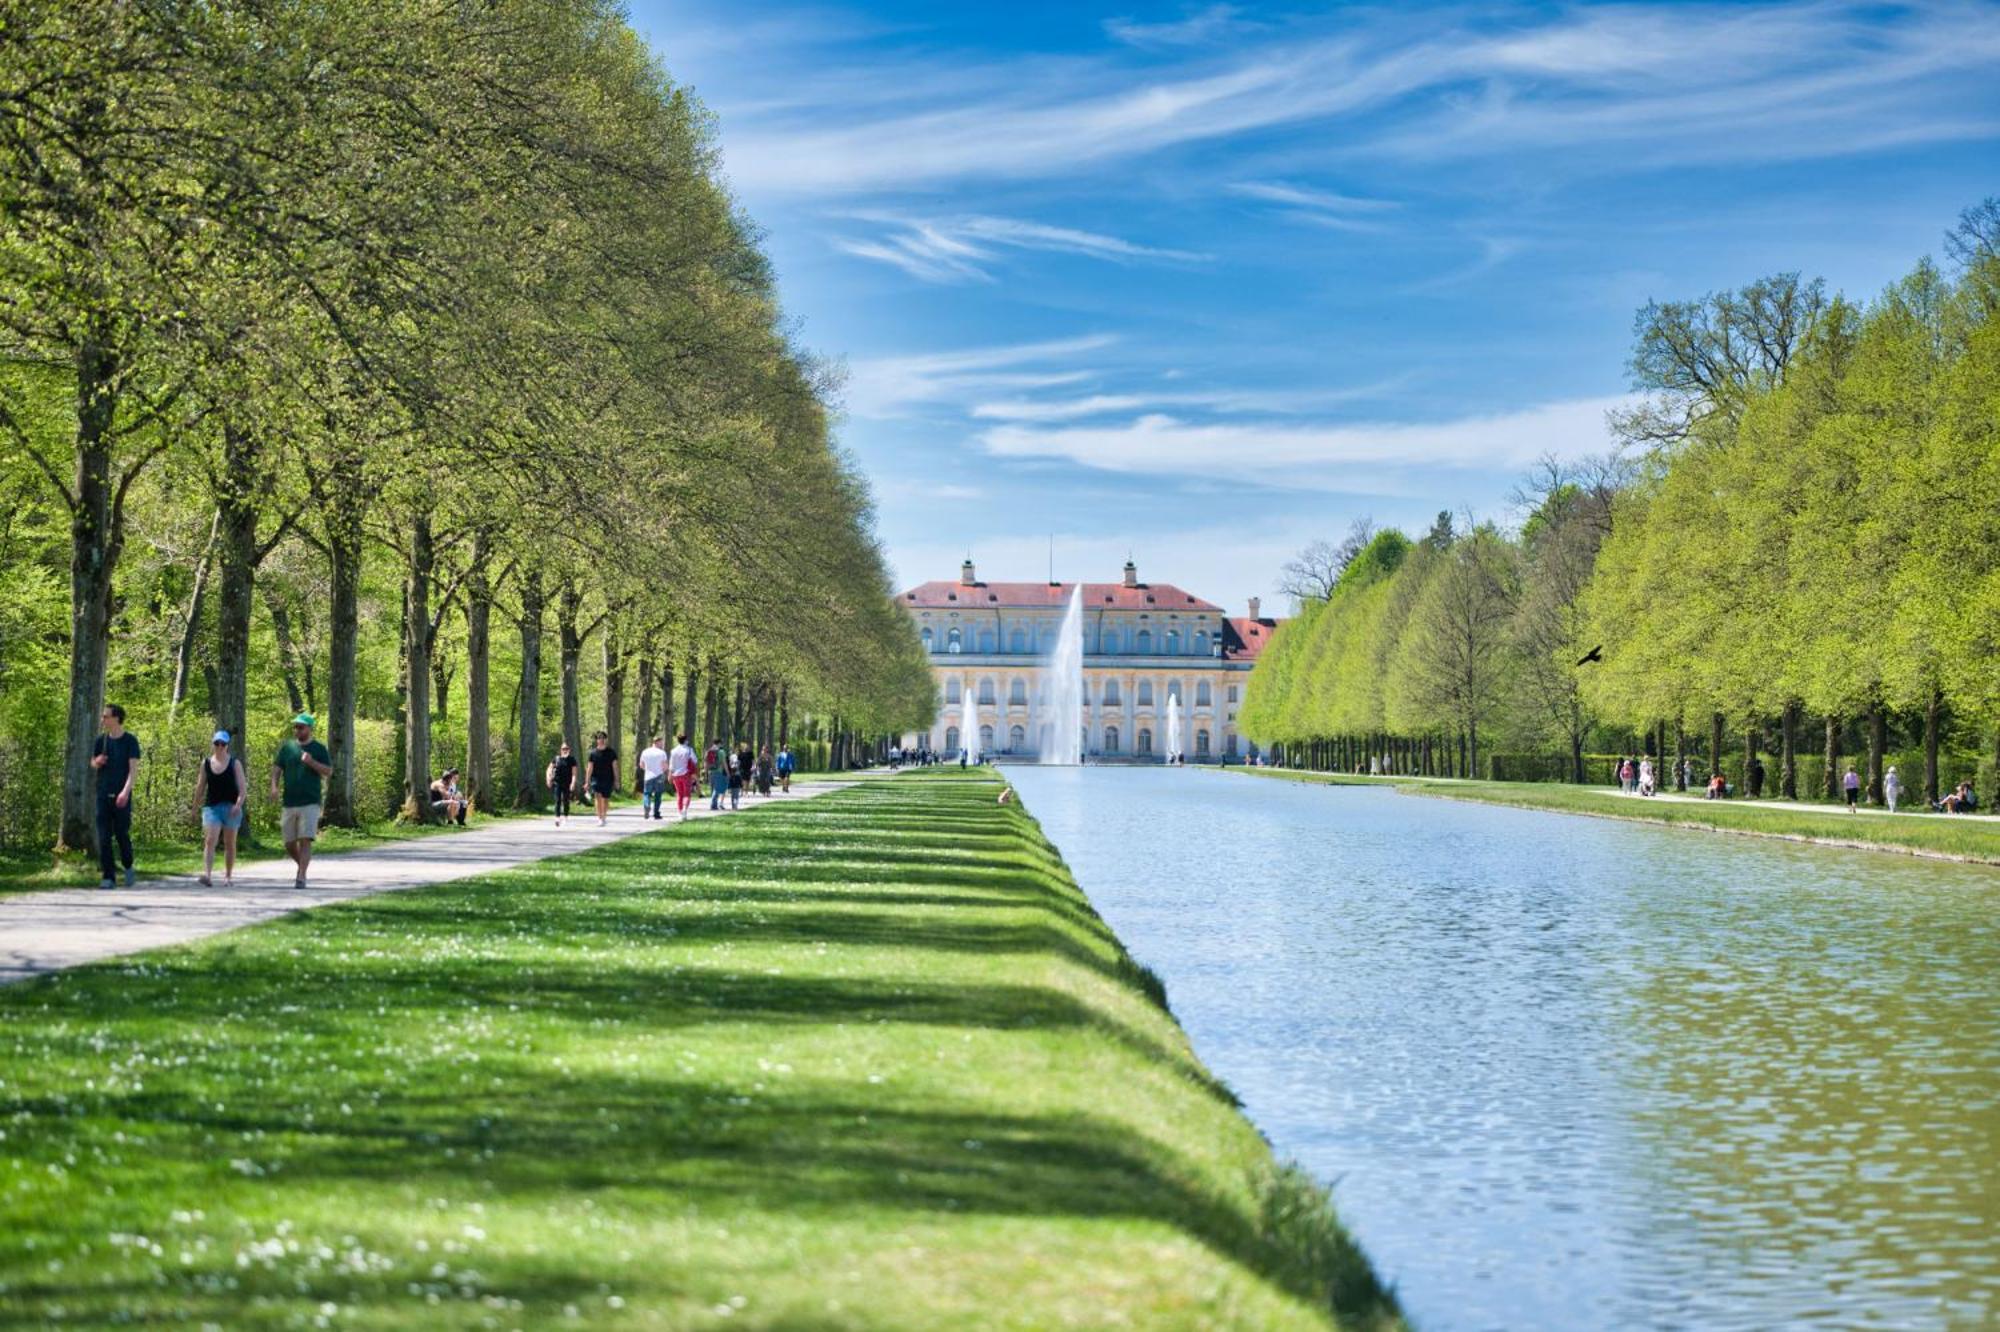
[1004,766,2000,1332]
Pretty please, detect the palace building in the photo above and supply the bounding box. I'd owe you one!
[898,559,1279,762]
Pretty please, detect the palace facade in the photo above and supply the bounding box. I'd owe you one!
[899,559,1278,762]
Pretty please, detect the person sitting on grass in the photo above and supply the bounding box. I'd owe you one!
[428,768,468,826]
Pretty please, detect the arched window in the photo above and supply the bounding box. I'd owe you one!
[979,679,996,705]
[1009,679,1027,705]
[1102,679,1120,705]
[1041,626,1057,652]
[1196,729,1211,756]
[1196,681,1212,706]
[1138,728,1153,755]
[945,678,961,704]
[1192,631,1208,656]
[979,724,994,752]
[1101,627,1119,653]
[1167,680,1181,703]
[1104,725,1120,753]
[1165,630,1180,655]
[978,628,997,653]
[947,627,962,654]
[1009,724,1026,751]
[945,725,960,752]
[1010,628,1028,653]
[1136,629,1153,653]
[921,627,934,651]
[1226,733,1240,756]
[1138,680,1154,706]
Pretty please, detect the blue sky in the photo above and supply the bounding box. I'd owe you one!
[625,0,2000,615]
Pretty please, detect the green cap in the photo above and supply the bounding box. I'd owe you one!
[292,712,316,726]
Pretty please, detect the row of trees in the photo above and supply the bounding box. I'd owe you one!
[0,0,934,851]
[1243,202,2000,806]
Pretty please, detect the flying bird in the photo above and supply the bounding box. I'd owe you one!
[1576,645,1604,666]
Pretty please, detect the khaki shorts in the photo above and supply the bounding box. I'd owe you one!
[281,803,321,842]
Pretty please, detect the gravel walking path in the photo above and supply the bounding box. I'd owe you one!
[0,779,852,986]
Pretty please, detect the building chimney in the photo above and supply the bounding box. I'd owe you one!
[1122,559,1138,588]
[960,558,977,586]
[1248,596,1261,620]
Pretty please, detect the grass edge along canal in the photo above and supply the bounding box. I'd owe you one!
[0,768,1402,1330]
[1228,766,2000,867]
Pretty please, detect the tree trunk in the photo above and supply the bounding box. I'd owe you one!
[1709,712,1725,782]
[263,584,306,716]
[558,581,584,762]
[1674,716,1687,791]
[702,670,718,749]
[514,568,545,809]
[602,619,625,776]
[212,423,260,775]
[779,683,790,747]
[322,479,365,827]
[1780,702,1798,800]
[682,660,698,743]
[171,509,221,710]
[401,510,435,821]
[465,535,492,813]
[1868,706,1887,806]
[1923,689,1943,806]
[732,675,746,744]
[1823,714,1840,801]
[1743,722,1759,799]
[631,655,654,793]
[59,333,123,852]
[661,664,675,742]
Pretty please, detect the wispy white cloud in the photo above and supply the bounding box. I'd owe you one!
[1105,5,1253,51]
[1228,180,1401,233]
[712,3,2000,194]
[833,212,1205,284]
[843,334,1117,418]
[969,375,1415,421]
[975,395,1637,490]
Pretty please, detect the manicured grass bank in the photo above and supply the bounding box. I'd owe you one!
[0,770,1398,1330]
[1231,767,2000,866]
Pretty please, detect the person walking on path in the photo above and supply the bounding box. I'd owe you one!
[1884,765,1902,814]
[271,713,332,890]
[706,742,728,811]
[1843,764,1862,811]
[667,731,698,821]
[90,704,142,890]
[756,744,774,797]
[776,743,795,794]
[191,730,247,886]
[638,735,670,821]
[586,732,619,826]
[728,742,751,810]
[546,742,578,827]
[1638,758,1655,797]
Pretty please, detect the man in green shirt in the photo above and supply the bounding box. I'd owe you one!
[270,712,332,890]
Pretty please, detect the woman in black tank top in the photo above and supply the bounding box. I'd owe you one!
[194,732,248,886]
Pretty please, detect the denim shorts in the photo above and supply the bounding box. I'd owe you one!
[201,803,243,830]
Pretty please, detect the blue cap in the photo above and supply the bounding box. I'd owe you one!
[212,730,231,744]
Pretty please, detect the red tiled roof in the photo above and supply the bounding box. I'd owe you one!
[900,580,1224,612]
[1223,617,1279,662]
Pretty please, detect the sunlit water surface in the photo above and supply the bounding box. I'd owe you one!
[1005,767,2000,1332]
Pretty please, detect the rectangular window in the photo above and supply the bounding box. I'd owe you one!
[1227,686,1239,702]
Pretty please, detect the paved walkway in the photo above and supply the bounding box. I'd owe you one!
[0,778,856,987]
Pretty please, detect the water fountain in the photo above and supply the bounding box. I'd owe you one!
[963,685,979,763]
[1164,693,1183,764]
[1041,584,1084,765]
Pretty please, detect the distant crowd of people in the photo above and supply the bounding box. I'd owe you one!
[1610,752,1982,815]
[85,703,819,892]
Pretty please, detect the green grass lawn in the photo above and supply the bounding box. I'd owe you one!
[0,770,1398,1330]
[0,810,541,896]
[1230,767,2000,865]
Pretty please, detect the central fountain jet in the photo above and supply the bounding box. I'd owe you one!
[1041,583,1085,765]
[1165,692,1183,764]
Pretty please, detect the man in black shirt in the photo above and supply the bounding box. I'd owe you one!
[90,703,141,889]
[586,731,619,826]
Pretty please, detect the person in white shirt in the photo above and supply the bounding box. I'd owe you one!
[638,736,670,820]
[667,731,698,821]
